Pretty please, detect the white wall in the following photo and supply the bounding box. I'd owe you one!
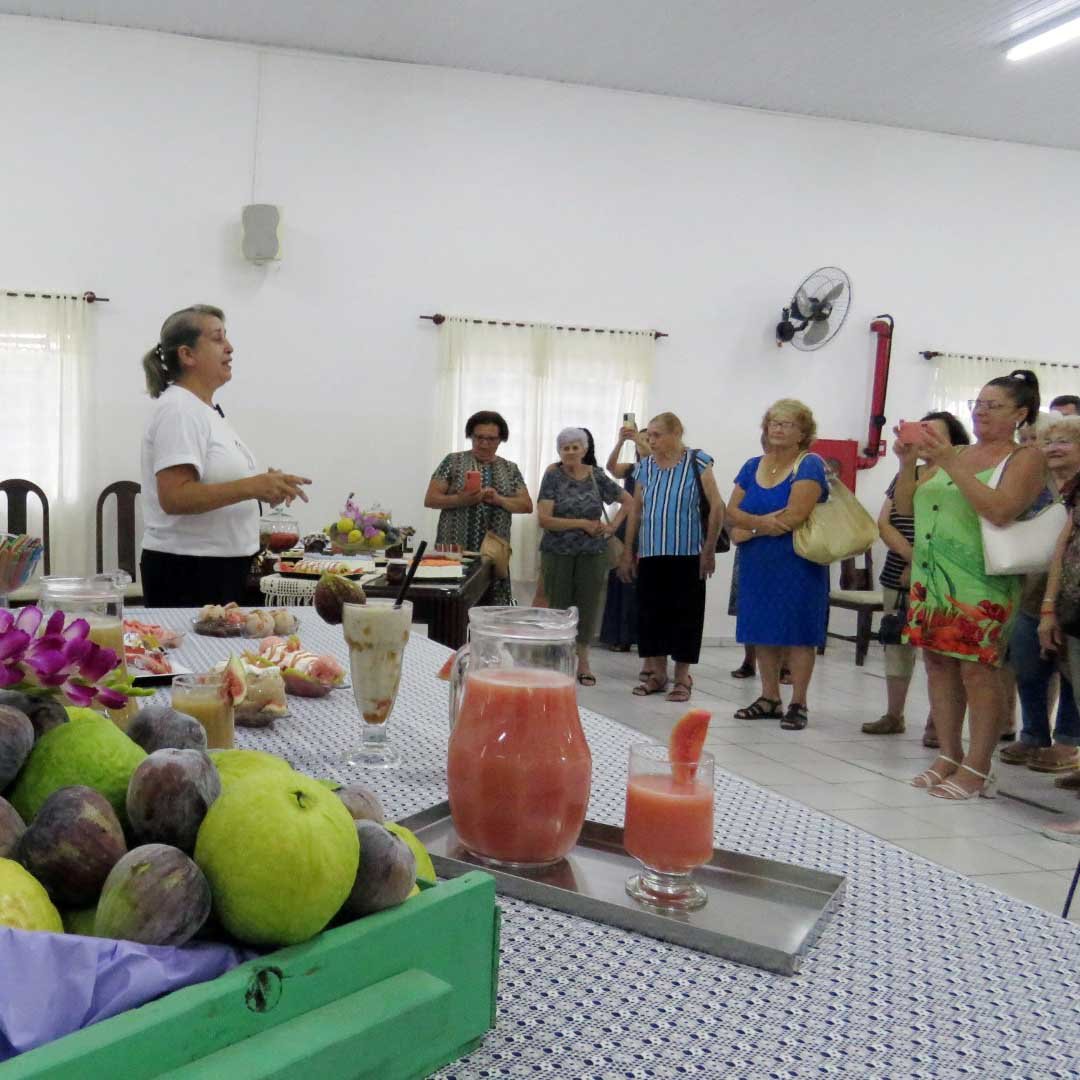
[3,14,1080,636]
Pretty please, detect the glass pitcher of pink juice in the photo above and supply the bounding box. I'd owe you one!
[447,606,592,867]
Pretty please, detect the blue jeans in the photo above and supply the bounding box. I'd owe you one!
[1009,611,1080,746]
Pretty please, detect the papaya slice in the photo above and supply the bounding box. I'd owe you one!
[435,655,454,681]
[669,708,711,784]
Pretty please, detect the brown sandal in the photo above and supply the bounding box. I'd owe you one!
[632,674,668,696]
[666,679,693,702]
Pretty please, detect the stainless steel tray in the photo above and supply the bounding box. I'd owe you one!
[399,801,845,976]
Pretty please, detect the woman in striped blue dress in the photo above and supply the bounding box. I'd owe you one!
[618,412,725,702]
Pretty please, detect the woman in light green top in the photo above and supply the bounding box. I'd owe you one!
[894,369,1045,800]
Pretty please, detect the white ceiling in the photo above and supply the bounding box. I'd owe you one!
[6,0,1080,150]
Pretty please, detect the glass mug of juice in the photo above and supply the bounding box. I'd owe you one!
[447,606,592,867]
[38,574,138,730]
[171,673,235,749]
[623,744,715,912]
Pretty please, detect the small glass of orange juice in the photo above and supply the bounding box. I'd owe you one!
[171,673,234,749]
[623,743,714,912]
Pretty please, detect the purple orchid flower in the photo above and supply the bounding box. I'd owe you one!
[0,604,133,708]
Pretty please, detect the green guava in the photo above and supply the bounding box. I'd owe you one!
[8,712,146,823]
[0,857,64,933]
[194,771,358,947]
[206,749,292,792]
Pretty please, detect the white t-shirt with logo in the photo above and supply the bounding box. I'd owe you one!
[141,385,259,557]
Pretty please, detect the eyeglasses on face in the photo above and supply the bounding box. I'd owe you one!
[768,419,798,430]
[471,435,501,443]
[968,399,1011,413]
[1045,439,1078,449]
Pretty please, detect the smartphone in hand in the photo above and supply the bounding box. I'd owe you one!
[623,412,636,428]
[898,420,929,447]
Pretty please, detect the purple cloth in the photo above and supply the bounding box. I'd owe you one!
[0,927,253,1061]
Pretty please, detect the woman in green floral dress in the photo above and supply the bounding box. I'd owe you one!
[896,370,1046,800]
[424,410,533,605]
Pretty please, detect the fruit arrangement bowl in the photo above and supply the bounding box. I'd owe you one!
[324,496,401,554]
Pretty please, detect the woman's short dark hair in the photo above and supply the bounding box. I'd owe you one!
[985,369,1041,426]
[465,411,509,442]
[920,411,971,446]
[142,304,224,399]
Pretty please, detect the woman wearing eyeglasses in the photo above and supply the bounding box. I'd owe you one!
[895,370,1046,800]
[723,399,830,731]
[424,410,533,605]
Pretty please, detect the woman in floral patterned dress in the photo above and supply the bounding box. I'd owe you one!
[424,410,533,605]
[895,370,1045,800]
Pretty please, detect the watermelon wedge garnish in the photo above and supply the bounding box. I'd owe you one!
[436,655,454,681]
[669,708,711,784]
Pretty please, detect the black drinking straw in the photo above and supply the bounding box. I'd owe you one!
[394,540,427,608]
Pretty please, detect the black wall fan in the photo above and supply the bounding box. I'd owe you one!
[775,267,852,351]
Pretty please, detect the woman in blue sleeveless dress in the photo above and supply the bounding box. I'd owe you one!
[724,399,829,730]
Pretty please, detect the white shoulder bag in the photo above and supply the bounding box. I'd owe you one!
[980,454,1066,576]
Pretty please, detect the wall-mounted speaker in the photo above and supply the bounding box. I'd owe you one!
[241,204,282,263]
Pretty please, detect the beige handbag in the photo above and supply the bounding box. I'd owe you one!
[792,455,879,565]
[480,530,511,579]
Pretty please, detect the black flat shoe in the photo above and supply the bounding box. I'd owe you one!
[730,663,755,679]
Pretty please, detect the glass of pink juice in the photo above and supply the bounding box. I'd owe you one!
[623,743,714,912]
[447,668,592,867]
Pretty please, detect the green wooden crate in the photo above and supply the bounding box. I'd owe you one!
[4,872,499,1080]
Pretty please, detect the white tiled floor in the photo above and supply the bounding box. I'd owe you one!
[578,639,1080,922]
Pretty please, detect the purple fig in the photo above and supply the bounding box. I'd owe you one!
[0,692,67,739]
[94,844,211,946]
[126,749,221,853]
[335,783,385,824]
[0,705,34,789]
[0,796,26,858]
[127,706,208,753]
[339,820,416,918]
[17,785,127,907]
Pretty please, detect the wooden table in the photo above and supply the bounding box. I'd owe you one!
[259,558,495,651]
[361,557,494,650]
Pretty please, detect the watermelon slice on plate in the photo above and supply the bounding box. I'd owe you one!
[669,708,711,784]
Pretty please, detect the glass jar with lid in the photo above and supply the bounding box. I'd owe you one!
[259,506,301,554]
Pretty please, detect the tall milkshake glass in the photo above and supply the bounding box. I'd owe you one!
[342,599,411,767]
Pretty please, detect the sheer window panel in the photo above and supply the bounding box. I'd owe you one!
[0,295,93,580]
[433,318,654,585]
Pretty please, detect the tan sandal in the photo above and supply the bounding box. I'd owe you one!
[665,679,692,703]
[632,674,668,697]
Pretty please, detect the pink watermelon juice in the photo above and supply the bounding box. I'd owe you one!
[623,774,714,873]
[447,669,592,865]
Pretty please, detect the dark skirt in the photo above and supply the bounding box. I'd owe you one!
[600,569,639,648]
[140,549,254,608]
[636,556,707,665]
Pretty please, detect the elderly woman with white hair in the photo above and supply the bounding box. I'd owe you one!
[538,427,633,684]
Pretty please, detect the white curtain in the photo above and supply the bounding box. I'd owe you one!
[0,294,93,580]
[433,317,654,585]
[930,352,1080,428]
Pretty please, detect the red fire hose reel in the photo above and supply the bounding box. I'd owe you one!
[808,315,893,492]
[858,315,894,470]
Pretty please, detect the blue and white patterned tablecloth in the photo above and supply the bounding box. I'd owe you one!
[136,609,1080,1079]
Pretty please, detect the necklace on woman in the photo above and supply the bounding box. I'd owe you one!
[766,452,798,477]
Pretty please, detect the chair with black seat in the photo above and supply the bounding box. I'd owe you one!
[819,552,883,666]
[1,478,51,604]
[95,480,143,602]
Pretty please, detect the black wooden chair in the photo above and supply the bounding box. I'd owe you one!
[96,481,143,602]
[1,478,50,603]
[819,552,883,666]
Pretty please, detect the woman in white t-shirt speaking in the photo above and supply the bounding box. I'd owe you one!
[139,304,310,607]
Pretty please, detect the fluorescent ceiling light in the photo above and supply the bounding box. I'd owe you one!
[1006,11,1080,61]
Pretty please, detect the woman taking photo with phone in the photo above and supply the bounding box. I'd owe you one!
[897,370,1045,800]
